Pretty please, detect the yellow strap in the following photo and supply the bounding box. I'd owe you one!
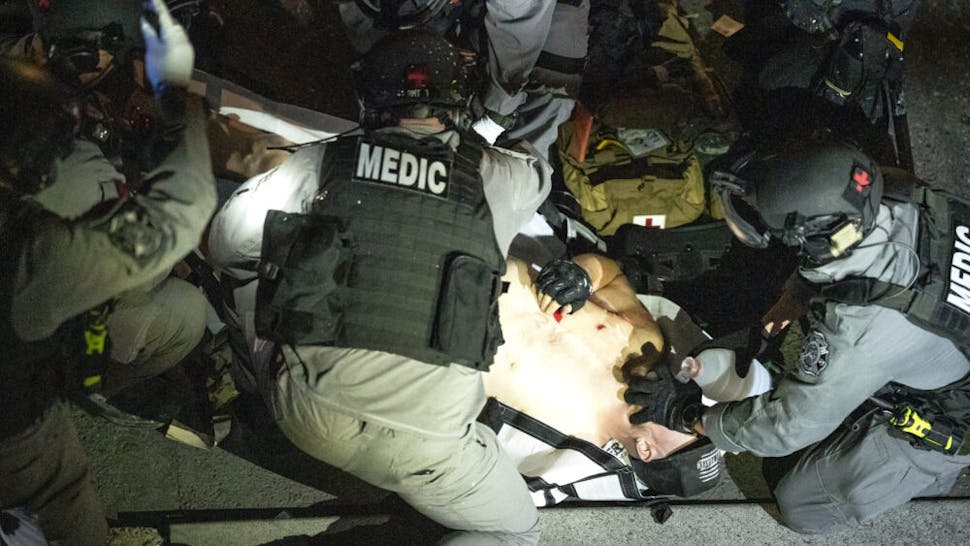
[887,32,904,52]
[83,375,102,388]
[596,138,625,151]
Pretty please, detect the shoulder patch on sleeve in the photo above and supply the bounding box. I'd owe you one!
[99,203,165,262]
[798,330,830,378]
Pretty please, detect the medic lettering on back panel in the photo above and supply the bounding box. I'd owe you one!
[354,140,452,198]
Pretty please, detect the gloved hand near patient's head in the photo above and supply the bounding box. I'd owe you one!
[535,258,593,315]
[625,359,703,434]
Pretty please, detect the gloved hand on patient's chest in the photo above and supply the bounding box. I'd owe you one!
[535,258,593,315]
[625,360,703,434]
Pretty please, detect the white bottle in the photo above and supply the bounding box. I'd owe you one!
[681,348,772,402]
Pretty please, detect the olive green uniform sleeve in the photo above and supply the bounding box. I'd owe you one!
[11,98,216,341]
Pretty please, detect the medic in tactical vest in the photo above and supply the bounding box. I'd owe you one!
[207,29,552,543]
[625,138,970,534]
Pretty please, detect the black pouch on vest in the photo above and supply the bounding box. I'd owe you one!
[432,253,504,371]
[255,210,353,346]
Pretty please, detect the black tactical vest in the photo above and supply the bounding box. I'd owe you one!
[256,131,506,371]
[0,189,65,439]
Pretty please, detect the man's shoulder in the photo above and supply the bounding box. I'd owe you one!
[263,143,330,181]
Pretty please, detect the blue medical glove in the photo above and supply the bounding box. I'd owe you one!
[141,0,195,92]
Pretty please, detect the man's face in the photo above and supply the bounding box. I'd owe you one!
[624,419,696,463]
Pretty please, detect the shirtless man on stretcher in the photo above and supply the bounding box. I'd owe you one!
[483,252,772,502]
[193,78,763,498]
[487,254,691,462]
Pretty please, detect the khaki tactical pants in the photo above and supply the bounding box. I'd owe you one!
[271,376,541,546]
[103,276,207,397]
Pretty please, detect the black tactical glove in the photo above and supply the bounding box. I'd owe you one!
[535,258,593,314]
[625,360,703,433]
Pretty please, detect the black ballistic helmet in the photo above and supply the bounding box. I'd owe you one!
[710,141,884,265]
[355,29,471,124]
[0,59,78,194]
[352,0,454,30]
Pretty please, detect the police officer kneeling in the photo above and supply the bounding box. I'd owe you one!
[629,140,970,534]
[0,6,215,543]
[208,30,552,543]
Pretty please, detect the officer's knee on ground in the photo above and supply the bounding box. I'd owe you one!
[108,276,208,370]
[150,277,208,366]
[773,469,848,535]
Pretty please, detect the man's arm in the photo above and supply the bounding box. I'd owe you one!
[32,139,125,219]
[481,140,553,254]
[573,254,657,332]
[11,98,216,341]
[534,253,663,356]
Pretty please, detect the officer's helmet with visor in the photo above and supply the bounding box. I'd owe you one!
[0,59,79,194]
[355,28,474,128]
[709,141,884,266]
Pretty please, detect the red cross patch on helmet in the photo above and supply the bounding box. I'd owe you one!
[842,162,874,210]
[405,64,431,90]
[851,165,872,193]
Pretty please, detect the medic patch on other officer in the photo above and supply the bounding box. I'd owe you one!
[100,202,163,263]
[798,329,830,378]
